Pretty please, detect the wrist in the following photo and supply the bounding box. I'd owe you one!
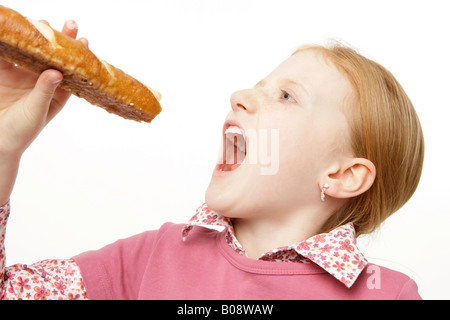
[0,149,22,165]
[0,198,10,210]
[0,152,21,206]
[0,140,24,160]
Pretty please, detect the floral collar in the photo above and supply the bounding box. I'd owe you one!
[182,203,368,288]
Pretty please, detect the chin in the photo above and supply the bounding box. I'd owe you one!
[205,174,266,219]
[204,179,233,216]
[204,180,247,218]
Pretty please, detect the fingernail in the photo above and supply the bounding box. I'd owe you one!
[68,20,78,29]
[52,80,62,88]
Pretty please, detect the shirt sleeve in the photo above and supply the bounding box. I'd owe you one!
[0,201,88,300]
[396,278,422,300]
[72,224,168,300]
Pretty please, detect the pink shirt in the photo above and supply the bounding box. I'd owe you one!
[182,203,368,288]
[1,201,421,299]
[73,222,420,299]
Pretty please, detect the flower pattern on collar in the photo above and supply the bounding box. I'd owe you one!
[182,203,368,288]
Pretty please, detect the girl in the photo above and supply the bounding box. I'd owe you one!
[0,19,424,299]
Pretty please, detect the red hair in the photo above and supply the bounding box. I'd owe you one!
[294,43,425,237]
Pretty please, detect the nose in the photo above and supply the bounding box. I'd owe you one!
[230,89,258,113]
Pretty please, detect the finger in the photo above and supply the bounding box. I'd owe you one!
[26,70,63,122]
[0,58,16,70]
[61,20,78,39]
[62,20,89,48]
[46,86,72,124]
[38,19,87,47]
[78,37,89,48]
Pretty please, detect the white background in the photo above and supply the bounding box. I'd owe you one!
[2,0,449,299]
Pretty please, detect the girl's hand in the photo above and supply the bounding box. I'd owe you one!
[0,19,88,159]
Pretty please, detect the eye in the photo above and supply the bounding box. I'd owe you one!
[280,90,296,103]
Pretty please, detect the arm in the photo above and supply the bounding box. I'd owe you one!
[0,156,19,208]
[0,20,90,300]
[0,19,86,205]
[0,65,64,206]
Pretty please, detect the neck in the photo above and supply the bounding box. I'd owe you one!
[232,205,330,259]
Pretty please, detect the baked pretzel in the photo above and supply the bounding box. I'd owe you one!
[0,5,161,122]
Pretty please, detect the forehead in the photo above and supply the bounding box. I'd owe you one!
[270,50,338,79]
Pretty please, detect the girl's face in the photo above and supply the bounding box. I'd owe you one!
[205,50,355,219]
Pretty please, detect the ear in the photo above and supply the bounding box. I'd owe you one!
[321,158,376,199]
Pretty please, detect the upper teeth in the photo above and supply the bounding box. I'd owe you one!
[225,126,243,135]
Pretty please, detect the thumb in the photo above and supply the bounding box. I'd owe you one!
[26,70,63,121]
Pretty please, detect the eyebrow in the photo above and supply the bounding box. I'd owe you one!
[255,78,310,97]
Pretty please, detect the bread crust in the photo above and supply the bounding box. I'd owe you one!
[0,5,161,122]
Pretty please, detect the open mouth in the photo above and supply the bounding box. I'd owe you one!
[217,123,247,172]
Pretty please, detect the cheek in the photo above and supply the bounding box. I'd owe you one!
[278,121,323,164]
[274,117,335,185]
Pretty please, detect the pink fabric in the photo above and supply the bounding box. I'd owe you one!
[73,222,422,300]
[1,201,421,300]
[183,203,368,288]
[0,202,87,300]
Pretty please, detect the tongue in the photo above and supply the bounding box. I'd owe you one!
[222,163,241,171]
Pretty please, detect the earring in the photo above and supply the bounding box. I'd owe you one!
[321,184,329,202]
